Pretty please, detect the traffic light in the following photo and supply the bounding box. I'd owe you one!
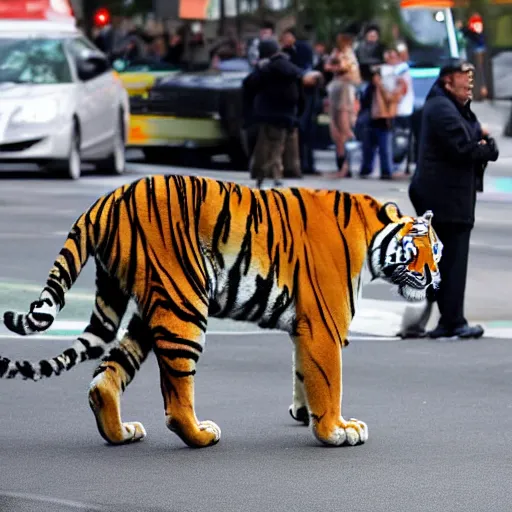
[93,7,110,27]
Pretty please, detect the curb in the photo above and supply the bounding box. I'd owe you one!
[1,309,510,340]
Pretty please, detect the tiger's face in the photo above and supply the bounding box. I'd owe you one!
[369,204,443,302]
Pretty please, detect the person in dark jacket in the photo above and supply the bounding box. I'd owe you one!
[280,27,318,175]
[399,59,499,340]
[355,24,385,82]
[242,39,305,188]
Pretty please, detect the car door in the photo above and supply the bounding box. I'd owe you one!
[68,37,117,154]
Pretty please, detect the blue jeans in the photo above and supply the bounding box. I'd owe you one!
[360,122,393,177]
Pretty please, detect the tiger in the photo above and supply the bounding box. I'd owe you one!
[1,175,442,448]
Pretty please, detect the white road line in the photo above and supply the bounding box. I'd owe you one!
[0,207,78,216]
[475,217,512,226]
[0,332,399,341]
[0,281,94,300]
[0,491,107,511]
[1,327,511,341]
[0,233,65,239]
[471,242,512,252]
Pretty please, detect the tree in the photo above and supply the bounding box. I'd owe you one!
[299,0,385,42]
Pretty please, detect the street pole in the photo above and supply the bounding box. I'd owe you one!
[236,0,241,39]
[219,0,226,36]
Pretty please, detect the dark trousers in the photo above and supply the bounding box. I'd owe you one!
[392,115,412,168]
[360,122,393,177]
[299,124,316,173]
[431,222,473,330]
[298,88,321,174]
[244,125,259,170]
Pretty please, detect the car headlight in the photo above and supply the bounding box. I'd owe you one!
[10,100,60,124]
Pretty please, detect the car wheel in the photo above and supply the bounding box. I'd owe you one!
[99,115,126,175]
[48,125,81,180]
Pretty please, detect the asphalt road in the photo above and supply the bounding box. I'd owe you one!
[1,333,512,512]
[1,129,512,511]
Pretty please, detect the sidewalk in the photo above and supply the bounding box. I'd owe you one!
[473,99,512,158]
[1,297,510,340]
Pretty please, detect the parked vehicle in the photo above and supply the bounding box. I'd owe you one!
[114,58,180,98]
[0,0,129,180]
[125,58,250,167]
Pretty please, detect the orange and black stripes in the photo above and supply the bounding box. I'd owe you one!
[2,176,391,381]
[1,174,444,449]
[2,176,430,384]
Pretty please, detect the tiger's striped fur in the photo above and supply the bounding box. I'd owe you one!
[1,175,441,448]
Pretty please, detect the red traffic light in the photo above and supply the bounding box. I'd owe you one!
[93,7,110,27]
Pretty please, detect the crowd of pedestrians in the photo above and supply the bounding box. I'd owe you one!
[91,15,188,69]
[241,20,419,187]
[89,15,447,188]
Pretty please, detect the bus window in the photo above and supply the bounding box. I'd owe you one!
[400,7,458,68]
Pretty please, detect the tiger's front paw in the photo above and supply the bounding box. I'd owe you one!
[313,417,368,447]
[198,420,222,446]
[123,421,147,443]
[167,417,221,448]
[289,404,309,426]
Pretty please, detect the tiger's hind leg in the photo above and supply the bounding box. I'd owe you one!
[296,326,368,447]
[88,314,152,445]
[80,261,130,358]
[152,308,221,448]
[289,341,309,426]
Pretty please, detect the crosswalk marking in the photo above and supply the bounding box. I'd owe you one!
[1,274,510,338]
[1,308,510,340]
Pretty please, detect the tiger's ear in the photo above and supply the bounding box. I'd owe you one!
[420,210,434,225]
[379,202,403,224]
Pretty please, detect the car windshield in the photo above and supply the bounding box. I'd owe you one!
[399,8,453,68]
[0,38,72,84]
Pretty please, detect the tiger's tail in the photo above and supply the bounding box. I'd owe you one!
[1,259,130,381]
[3,210,93,337]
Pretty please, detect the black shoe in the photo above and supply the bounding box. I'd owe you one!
[380,173,392,180]
[256,178,264,189]
[427,324,484,340]
[454,324,484,339]
[273,180,283,187]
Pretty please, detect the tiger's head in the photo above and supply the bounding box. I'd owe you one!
[368,203,443,302]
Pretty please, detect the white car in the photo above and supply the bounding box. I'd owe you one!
[0,20,130,179]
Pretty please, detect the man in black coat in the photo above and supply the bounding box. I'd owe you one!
[242,39,305,188]
[400,59,499,339]
[280,27,318,175]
